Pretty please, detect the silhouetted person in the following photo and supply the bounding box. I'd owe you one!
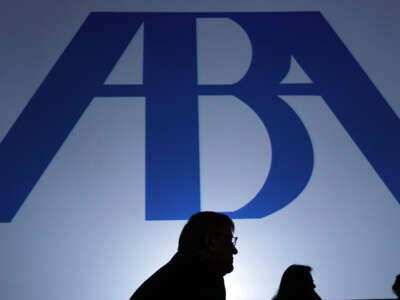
[130,211,238,300]
[272,264,322,300]
[393,274,400,299]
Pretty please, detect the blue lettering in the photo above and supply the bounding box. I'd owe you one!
[0,12,398,222]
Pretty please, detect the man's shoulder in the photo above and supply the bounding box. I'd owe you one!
[130,253,192,299]
[130,252,226,300]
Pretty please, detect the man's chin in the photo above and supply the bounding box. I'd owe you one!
[221,264,234,276]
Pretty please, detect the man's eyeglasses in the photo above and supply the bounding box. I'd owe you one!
[231,236,238,246]
[215,232,238,246]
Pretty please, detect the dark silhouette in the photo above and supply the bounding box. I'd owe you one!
[393,274,400,299]
[272,264,322,300]
[130,211,238,300]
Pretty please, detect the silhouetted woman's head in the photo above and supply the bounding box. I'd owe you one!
[273,264,320,300]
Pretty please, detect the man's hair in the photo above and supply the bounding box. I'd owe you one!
[178,211,234,253]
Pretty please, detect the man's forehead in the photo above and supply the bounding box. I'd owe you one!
[215,223,233,236]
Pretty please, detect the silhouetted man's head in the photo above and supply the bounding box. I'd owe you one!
[178,211,238,276]
[393,274,400,298]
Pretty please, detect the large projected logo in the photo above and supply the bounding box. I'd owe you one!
[0,12,399,222]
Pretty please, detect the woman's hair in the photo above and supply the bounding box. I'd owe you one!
[273,264,314,300]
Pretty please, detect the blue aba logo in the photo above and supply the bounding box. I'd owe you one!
[0,12,399,222]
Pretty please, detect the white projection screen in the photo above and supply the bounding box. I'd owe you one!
[1,1,399,300]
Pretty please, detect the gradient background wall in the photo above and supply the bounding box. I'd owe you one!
[1,1,399,299]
